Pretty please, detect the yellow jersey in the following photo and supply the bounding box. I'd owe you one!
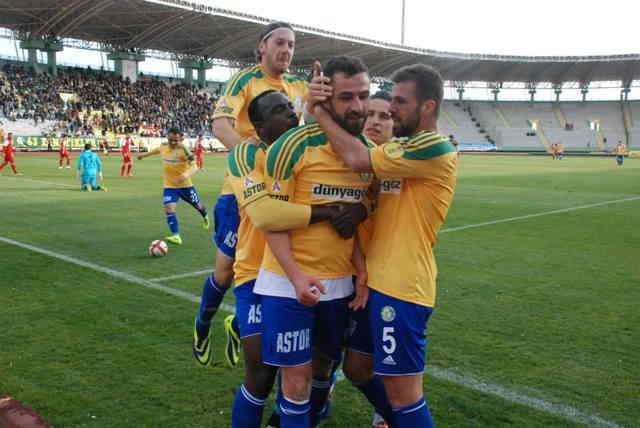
[227,141,269,286]
[261,123,374,279]
[367,131,458,307]
[158,143,195,188]
[213,64,308,140]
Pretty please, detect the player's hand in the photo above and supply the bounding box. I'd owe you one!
[306,60,332,115]
[349,271,369,311]
[291,272,326,307]
[327,202,368,239]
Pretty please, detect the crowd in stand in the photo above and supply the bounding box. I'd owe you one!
[0,63,218,137]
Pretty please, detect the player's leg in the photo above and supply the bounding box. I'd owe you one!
[261,295,314,428]
[193,194,239,365]
[163,189,182,244]
[127,159,133,176]
[0,161,6,171]
[180,186,209,229]
[344,303,393,427]
[10,159,18,174]
[231,283,279,427]
[369,289,435,427]
[58,155,63,168]
[120,160,126,177]
[65,154,71,168]
[309,296,351,426]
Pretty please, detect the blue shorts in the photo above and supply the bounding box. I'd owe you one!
[212,194,239,259]
[233,280,262,338]
[163,186,201,206]
[261,295,350,367]
[369,289,433,376]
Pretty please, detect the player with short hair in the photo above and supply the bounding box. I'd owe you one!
[615,141,627,166]
[254,55,373,427]
[137,128,209,246]
[0,132,20,175]
[311,63,458,427]
[77,143,106,191]
[193,135,206,170]
[58,135,71,169]
[120,134,135,177]
[194,21,308,370]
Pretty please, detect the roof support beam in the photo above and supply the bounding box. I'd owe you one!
[56,0,116,36]
[34,0,95,37]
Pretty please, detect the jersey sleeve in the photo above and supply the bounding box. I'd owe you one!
[370,135,457,179]
[213,72,249,121]
[264,127,307,202]
[227,143,269,209]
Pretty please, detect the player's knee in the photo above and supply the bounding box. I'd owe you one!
[282,366,312,402]
[244,363,278,400]
[214,254,234,287]
[311,350,334,380]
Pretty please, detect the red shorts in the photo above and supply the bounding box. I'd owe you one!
[123,155,132,163]
[3,156,15,163]
[60,152,70,158]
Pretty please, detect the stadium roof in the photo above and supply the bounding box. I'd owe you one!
[2,0,640,85]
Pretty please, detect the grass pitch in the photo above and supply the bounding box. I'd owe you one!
[0,152,637,427]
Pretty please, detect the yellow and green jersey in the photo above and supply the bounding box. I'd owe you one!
[367,131,458,307]
[226,141,269,286]
[261,123,374,279]
[158,143,195,188]
[213,64,308,140]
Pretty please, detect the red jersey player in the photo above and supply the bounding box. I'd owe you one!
[193,134,205,170]
[121,134,135,177]
[59,135,71,169]
[0,133,20,175]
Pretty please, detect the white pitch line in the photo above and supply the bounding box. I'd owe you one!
[0,236,234,314]
[441,195,640,234]
[148,268,214,282]
[428,367,621,428]
[2,176,76,188]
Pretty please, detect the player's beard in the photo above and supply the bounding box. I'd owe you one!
[393,107,420,138]
[332,109,366,136]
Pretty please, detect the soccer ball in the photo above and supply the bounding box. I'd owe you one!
[148,240,168,257]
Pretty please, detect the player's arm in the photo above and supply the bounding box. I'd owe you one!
[349,233,369,311]
[137,147,160,160]
[212,118,242,149]
[264,231,325,307]
[312,106,373,172]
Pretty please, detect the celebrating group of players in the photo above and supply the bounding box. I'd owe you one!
[186,22,457,428]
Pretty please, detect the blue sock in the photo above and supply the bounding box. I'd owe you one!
[278,395,310,428]
[197,274,228,325]
[166,212,179,235]
[355,376,394,427]
[231,384,265,428]
[392,397,433,428]
[310,378,332,426]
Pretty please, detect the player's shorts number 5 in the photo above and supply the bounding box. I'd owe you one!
[382,326,396,354]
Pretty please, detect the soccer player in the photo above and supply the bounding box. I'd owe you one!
[311,63,458,427]
[59,134,71,169]
[556,141,564,160]
[615,141,627,166]
[77,143,106,191]
[254,56,373,427]
[137,128,209,245]
[193,21,308,368]
[120,134,135,177]
[0,133,20,175]
[193,135,205,170]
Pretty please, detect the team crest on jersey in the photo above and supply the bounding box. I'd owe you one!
[381,306,396,322]
[272,181,281,193]
[359,172,374,182]
[244,176,256,188]
[383,142,404,159]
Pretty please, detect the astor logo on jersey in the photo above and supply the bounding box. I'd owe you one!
[311,184,368,202]
[243,182,266,199]
[380,179,402,194]
[276,328,311,353]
